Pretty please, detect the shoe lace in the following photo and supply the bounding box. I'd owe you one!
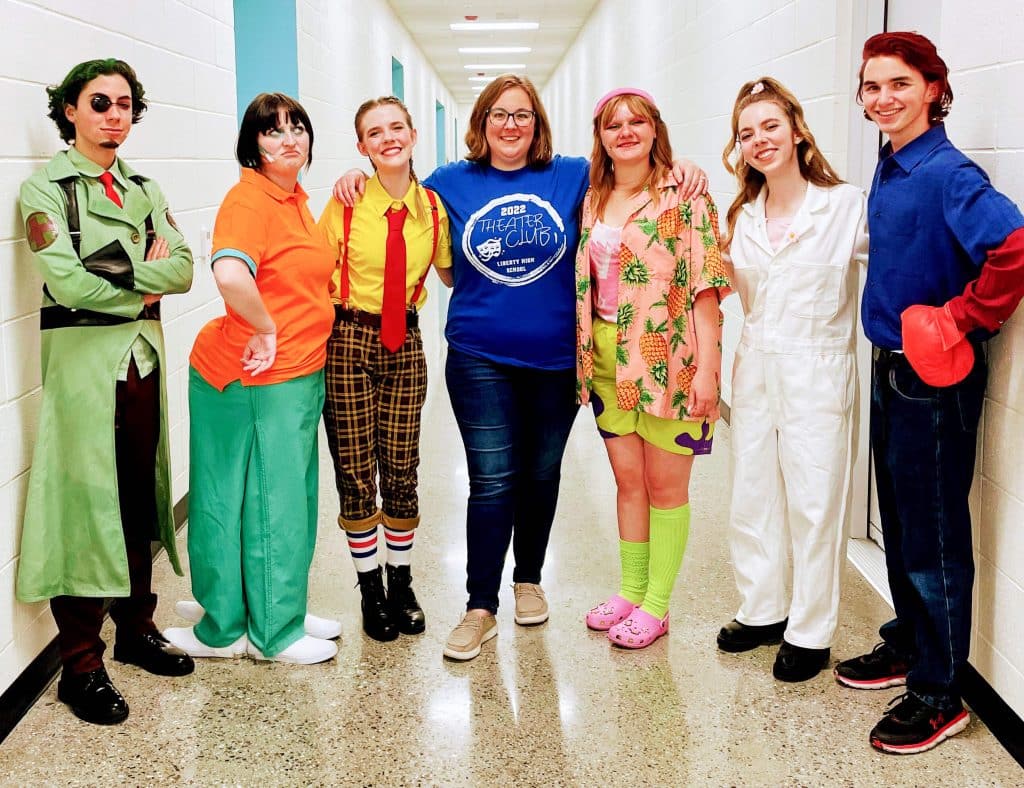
[864,641,897,664]
[884,692,930,723]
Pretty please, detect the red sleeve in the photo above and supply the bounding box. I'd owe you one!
[947,226,1024,332]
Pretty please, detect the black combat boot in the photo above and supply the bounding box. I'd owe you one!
[357,567,399,642]
[386,564,426,635]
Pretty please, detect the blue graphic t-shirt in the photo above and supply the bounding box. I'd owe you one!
[425,155,589,370]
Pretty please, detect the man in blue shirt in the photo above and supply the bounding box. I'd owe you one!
[834,32,1024,754]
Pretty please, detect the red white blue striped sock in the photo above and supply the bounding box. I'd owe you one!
[383,525,415,567]
[347,525,379,573]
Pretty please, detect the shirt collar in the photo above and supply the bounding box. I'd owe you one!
[66,145,130,187]
[240,167,308,204]
[881,123,949,174]
[364,175,421,219]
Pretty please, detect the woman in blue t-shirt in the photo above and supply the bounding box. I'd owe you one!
[334,75,706,662]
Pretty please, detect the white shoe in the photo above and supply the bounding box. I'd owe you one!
[174,600,342,640]
[247,635,337,665]
[163,626,247,658]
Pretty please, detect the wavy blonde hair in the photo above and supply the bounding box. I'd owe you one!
[721,77,842,249]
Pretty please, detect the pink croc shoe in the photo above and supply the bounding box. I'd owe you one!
[608,608,669,649]
[585,594,636,631]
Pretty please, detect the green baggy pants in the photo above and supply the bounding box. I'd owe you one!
[187,367,324,656]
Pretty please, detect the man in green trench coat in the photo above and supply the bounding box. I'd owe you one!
[17,59,195,725]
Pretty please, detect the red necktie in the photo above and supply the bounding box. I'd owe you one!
[98,171,123,208]
[380,205,409,352]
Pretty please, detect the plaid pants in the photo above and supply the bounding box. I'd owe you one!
[323,321,428,522]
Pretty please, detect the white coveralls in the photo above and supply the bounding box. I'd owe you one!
[728,182,868,649]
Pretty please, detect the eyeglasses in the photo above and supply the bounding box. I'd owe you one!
[487,108,536,127]
[89,94,132,114]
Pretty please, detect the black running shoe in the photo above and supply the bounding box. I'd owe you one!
[870,693,970,754]
[834,641,910,689]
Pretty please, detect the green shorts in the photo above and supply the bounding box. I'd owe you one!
[590,318,714,456]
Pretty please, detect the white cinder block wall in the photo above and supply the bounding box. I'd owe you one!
[0,0,239,694]
[544,0,1024,718]
[297,0,458,369]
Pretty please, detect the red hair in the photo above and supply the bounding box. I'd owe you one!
[857,31,953,124]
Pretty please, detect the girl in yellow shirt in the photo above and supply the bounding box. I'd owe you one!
[319,97,452,642]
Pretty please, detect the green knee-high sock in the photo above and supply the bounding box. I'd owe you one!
[640,503,691,618]
[618,539,650,604]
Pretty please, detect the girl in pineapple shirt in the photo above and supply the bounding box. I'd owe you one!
[575,88,731,649]
[716,78,867,681]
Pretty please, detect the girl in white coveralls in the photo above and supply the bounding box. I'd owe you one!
[716,78,868,681]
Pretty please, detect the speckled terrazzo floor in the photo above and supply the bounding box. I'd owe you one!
[1,380,1021,787]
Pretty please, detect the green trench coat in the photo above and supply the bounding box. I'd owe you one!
[16,148,194,602]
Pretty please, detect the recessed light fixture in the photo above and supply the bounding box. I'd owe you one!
[450,22,539,31]
[458,46,531,54]
[463,64,526,70]
[468,76,493,82]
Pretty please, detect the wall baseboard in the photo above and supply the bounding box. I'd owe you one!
[0,493,188,745]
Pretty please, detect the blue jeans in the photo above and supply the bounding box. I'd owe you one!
[445,348,579,613]
[870,346,986,711]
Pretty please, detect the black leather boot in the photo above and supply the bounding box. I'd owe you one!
[386,564,426,635]
[357,567,399,642]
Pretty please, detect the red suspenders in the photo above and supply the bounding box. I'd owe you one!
[339,187,440,309]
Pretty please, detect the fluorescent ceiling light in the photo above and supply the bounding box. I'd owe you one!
[463,64,526,70]
[459,47,531,54]
[450,22,539,31]
[468,76,494,82]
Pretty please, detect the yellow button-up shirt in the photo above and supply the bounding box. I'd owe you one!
[319,175,452,312]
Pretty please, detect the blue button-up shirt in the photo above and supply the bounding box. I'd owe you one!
[862,124,1024,349]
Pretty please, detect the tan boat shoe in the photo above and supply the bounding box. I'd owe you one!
[513,583,549,625]
[443,612,497,661]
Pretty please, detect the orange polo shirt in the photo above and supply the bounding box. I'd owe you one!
[190,168,334,390]
[318,176,452,312]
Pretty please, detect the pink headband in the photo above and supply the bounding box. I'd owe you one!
[593,87,657,118]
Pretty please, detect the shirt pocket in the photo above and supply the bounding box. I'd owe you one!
[783,259,843,320]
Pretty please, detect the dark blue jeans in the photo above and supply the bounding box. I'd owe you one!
[870,345,986,711]
[445,348,579,613]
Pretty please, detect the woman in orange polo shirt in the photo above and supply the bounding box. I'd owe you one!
[319,97,452,643]
[163,94,337,665]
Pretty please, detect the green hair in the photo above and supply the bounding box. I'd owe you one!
[46,59,148,143]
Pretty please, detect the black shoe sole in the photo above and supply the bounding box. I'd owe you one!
[397,620,426,636]
[362,624,400,642]
[773,659,829,682]
[717,635,783,653]
[112,650,196,677]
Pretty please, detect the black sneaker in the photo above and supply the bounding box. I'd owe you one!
[834,641,910,689]
[870,693,970,754]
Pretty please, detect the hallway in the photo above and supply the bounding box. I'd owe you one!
[0,379,1019,786]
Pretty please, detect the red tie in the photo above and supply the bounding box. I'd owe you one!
[98,171,123,208]
[380,205,409,352]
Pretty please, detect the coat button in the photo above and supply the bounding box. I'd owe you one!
[131,232,141,243]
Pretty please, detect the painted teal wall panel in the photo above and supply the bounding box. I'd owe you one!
[233,0,299,123]
[435,101,446,168]
[392,57,404,101]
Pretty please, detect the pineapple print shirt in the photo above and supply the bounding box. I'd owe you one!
[575,180,732,421]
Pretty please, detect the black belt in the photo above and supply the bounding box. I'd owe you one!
[334,305,418,329]
[41,301,161,330]
[871,346,904,364]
